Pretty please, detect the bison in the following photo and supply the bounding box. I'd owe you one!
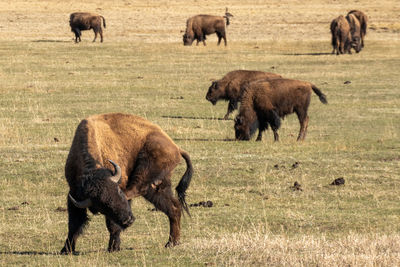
[69,12,106,43]
[234,78,327,142]
[206,70,282,119]
[330,15,352,55]
[183,9,233,46]
[348,10,368,48]
[60,113,193,254]
[346,13,362,53]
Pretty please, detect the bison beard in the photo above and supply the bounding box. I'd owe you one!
[60,113,193,254]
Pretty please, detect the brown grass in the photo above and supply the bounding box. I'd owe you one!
[0,0,399,266]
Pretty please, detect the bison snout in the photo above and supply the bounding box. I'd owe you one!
[206,96,217,105]
[122,214,135,229]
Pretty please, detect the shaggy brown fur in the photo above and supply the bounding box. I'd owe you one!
[206,70,282,119]
[183,14,231,46]
[330,15,352,55]
[346,13,362,53]
[234,79,327,142]
[348,10,368,48]
[60,113,193,254]
[69,12,106,43]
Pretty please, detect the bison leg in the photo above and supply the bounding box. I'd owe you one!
[72,28,81,43]
[60,196,89,254]
[224,100,238,120]
[295,107,310,141]
[106,217,122,252]
[99,29,103,43]
[297,115,309,141]
[92,30,98,42]
[144,177,182,247]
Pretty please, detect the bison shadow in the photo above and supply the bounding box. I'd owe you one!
[0,247,135,256]
[173,138,236,142]
[162,115,232,121]
[282,52,332,56]
[32,40,70,43]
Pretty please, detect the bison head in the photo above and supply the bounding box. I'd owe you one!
[206,81,222,105]
[69,160,134,229]
[183,33,194,46]
[234,114,260,141]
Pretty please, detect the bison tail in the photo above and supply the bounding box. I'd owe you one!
[101,16,106,28]
[311,85,328,104]
[176,150,193,216]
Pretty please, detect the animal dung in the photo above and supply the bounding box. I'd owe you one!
[290,181,303,191]
[189,201,213,208]
[291,161,300,169]
[331,177,345,185]
[55,207,67,212]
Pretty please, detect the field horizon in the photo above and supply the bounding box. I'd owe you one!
[1,0,399,266]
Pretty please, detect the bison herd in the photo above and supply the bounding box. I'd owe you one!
[70,9,368,55]
[330,10,368,55]
[60,8,367,254]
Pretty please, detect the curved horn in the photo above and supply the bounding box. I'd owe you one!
[69,194,92,209]
[108,159,122,184]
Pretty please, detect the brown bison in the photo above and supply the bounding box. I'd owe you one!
[234,79,327,141]
[206,70,282,119]
[330,15,352,55]
[346,13,362,53]
[69,12,106,43]
[183,9,233,46]
[348,10,368,48]
[60,113,193,254]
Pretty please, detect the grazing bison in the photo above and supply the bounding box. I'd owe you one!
[234,79,327,141]
[206,70,282,119]
[183,9,233,46]
[330,15,352,55]
[69,12,106,43]
[346,13,362,53]
[60,113,193,254]
[348,10,368,48]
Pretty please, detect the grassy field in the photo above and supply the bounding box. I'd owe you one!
[0,0,399,266]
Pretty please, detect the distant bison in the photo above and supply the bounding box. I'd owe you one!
[60,113,193,254]
[330,15,352,55]
[206,70,282,119]
[183,9,233,46]
[346,13,362,53]
[234,79,327,141]
[348,10,368,48]
[69,12,106,43]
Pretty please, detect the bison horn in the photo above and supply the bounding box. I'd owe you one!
[69,194,92,209]
[108,159,122,184]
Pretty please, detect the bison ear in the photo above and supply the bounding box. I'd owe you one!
[108,159,122,184]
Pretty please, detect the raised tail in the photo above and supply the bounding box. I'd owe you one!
[311,85,328,104]
[101,16,106,28]
[224,7,233,26]
[175,150,193,216]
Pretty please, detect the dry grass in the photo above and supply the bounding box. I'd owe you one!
[0,0,400,266]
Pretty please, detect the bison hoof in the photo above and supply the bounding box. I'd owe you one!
[60,247,79,255]
[165,240,179,248]
[108,246,121,253]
